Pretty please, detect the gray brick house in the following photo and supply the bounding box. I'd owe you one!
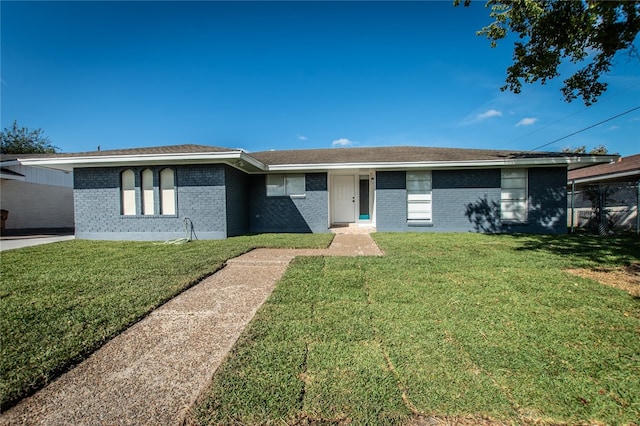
[20,144,615,240]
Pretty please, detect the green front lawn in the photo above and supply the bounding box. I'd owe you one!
[194,233,640,425]
[0,234,333,408]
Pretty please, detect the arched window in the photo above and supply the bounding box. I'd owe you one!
[141,169,155,215]
[121,169,136,215]
[160,168,176,215]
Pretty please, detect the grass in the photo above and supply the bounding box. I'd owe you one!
[194,233,640,425]
[0,233,333,408]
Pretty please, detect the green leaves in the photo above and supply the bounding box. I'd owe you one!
[460,0,640,105]
[0,120,58,154]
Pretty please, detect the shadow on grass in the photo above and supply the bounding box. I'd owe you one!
[510,233,640,267]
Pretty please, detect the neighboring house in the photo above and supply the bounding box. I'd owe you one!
[567,153,640,233]
[0,154,74,234]
[18,144,614,240]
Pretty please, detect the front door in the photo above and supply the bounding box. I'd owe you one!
[332,175,356,223]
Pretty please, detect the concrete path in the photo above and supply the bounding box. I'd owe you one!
[0,232,382,426]
[0,235,75,251]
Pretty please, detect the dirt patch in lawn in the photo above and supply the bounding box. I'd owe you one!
[406,415,511,425]
[567,262,640,297]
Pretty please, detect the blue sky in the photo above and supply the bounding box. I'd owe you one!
[2,1,639,156]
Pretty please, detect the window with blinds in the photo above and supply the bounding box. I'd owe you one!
[407,171,432,223]
[501,169,527,222]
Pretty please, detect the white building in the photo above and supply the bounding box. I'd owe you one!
[1,155,74,233]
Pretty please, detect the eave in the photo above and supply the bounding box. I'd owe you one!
[0,167,26,181]
[569,169,640,185]
[16,150,616,174]
[19,151,267,173]
[265,155,618,172]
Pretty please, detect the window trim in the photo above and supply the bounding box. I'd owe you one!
[121,169,137,216]
[266,174,306,197]
[159,168,176,216]
[119,167,177,217]
[406,170,432,224]
[501,168,528,223]
[141,168,155,215]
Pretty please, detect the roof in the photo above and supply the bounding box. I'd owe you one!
[252,146,576,165]
[12,143,617,173]
[0,145,234,162]
[568,153,640,184]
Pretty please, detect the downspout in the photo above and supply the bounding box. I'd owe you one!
[570,179,575,234]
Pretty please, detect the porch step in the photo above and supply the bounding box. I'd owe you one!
[329,223,376,234]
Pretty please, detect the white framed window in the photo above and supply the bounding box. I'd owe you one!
[266,174,305,196]
[141,169,155,215]
[121,169,136,216]
[160,168,176,215]
[407,171,432,222]
[501,169,527,222]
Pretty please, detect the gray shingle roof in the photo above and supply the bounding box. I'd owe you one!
[568,153,640,181]
[6,143,616,172]
[1,145,234,162]
[58,144,235,157]
[250,146,562,166]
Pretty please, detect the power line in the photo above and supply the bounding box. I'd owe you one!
[497,80,640,149]
[528,105,640,152]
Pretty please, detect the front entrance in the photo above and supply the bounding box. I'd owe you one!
[331,175,356,223]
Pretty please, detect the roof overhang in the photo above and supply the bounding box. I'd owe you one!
[19,150,267,173]
[16,150,617,174]
[266,155,618,172]
[0,167,26,181]
[569,169,640,185]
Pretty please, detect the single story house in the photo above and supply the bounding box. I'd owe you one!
[18,144,614,240]
[567,153,639,232]
[0,154,74,234]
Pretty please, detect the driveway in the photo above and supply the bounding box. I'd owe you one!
[0,234,75,251]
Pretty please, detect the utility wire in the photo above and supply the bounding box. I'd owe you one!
[529,105,640,152]
[498,80,640,149]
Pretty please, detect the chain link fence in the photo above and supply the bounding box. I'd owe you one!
[568,182,639,234]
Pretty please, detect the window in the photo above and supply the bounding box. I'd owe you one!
[501,169,527,222]
[266,174,305,196]
[141,169,155,215]
[121,169,136,215]
[359,175,370,220]
[160,168,176,215]
[407,171,432,222]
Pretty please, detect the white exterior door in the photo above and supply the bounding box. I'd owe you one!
[332,175,356,223]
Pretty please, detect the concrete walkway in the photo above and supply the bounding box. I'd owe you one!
[0,232,382,426]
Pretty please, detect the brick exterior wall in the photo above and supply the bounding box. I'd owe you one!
[249,173,329,233]
[73,163,566,240]
[375,171,408,232]
[225,166,250,237]
[515,167,567,234]
[376,167,567,234]
[74,165,228,240]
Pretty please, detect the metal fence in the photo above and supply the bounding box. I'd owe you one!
[568,182,640,234]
